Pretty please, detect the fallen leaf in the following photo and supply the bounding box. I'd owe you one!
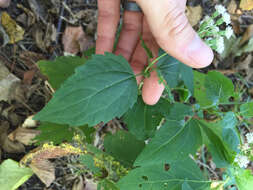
[240,0,253,10]
[0,121,25,153]
[186,5,203,27]
[22,115,37,128]
[30,159,55,187]
[240,24,253,46]
[8,127,40,145]
[23,69,36,85]
[62,26,94,55]
[0,62,21,102]
[72,176,85,190]
[20,143,83,186]
[228,0,238,14]
[84,179,97,190]
[1,12,24,44]
[0,0,10,8]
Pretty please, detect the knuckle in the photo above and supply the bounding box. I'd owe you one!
[164,7,190,37]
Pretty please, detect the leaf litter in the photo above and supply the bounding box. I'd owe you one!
[0,0,252,189]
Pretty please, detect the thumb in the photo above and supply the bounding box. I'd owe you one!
[136,0,213,68]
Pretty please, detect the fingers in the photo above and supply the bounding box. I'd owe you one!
[96,0,121,54]
[135,0,213,68]
[130,18,164,105]
[141,19,164,105]
[115,11,143,61]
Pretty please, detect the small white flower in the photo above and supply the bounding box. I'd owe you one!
[222,12,231,25]
[225,26,233,39]
[212,26,220,33]
[234,154,250,168]
[215,5,226,15]
[242,143,250,151]
[216,37,225,54]
[246,133,253,144]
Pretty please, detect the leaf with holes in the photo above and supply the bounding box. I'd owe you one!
[34,53,138,126]
[123,97,169,141]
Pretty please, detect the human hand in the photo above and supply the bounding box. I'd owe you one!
[96,0,214,105]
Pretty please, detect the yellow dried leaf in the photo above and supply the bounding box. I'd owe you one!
[1,12,24,44]
[240,0,253,10]
[186,5,203,27]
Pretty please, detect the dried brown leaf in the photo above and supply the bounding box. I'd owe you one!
[62,26,94,54]
[186,5,203,27]
[8,127,40,145]
[1,12,24,44]
[240,0,253,10]
[30,159,55,187]
[0,121,25,153]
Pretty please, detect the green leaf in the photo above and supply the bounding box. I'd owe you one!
[34,122,75,144]
[79,154,101,174]
[235,169,253,190]
[38,56,85,90]
[205,71,234,105]
[220,112,240,152]
[194,71,213,107]
[34,53,138,126]
[194,71,234,107]
[117,158,210,190]
[197,120,233,168]
[156,49,194,93]
[99,179,120,190]
[182,181,194,190]
[35,122,94,145]
[123,97,167,141]
[240,102,253,118]
[165,103,194,122]
[104,131,145,167]
[0,159,33,190]
[135,119,202,167]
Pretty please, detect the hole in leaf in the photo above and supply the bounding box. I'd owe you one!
[164,163,170,171]
[184,116,190,122]
[142,176,148,181]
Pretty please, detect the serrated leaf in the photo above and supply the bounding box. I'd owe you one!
[38,56,85,90]
[135,119,202,167]
[35,122,75,144]
[240,102,253,118]
[197,120,233,168]
[205,71,234,105]
[104,131,145,167]
[221,112,240,152]
[117,158,210,190]
[0,159,33,190]
[194,71,234,107]
[34,53,138,126]
[123,97,167,141]
[156,49,194,93]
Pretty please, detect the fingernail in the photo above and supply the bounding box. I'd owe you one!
[187,35,214,68]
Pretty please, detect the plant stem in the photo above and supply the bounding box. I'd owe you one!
[144,52,167,74]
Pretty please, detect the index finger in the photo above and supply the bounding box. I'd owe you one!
[96,0,121,54]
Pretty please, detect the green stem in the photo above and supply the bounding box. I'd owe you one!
[144,52,167,74]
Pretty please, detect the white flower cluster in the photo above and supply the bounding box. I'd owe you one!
[234,154,250,168]
[246,132,253,144]
[198,5,233,54]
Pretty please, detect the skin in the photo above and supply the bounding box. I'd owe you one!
[96,0,214,105]
[0,0,10,8]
